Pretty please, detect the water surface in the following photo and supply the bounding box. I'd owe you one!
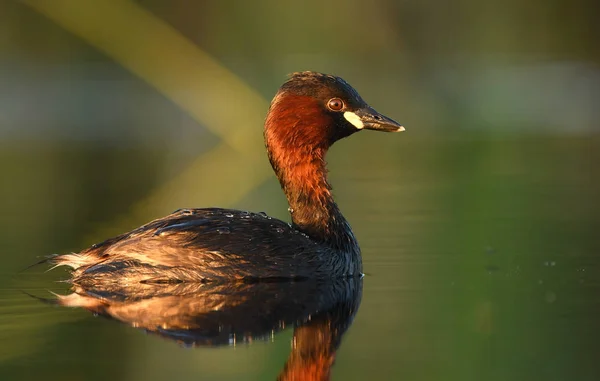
[1,134,598,380]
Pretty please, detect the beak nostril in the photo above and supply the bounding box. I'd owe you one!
[374,115,382,121]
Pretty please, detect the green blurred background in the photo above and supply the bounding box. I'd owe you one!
[0,0,598,380]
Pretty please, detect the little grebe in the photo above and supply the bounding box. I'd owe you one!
[52,72,404,284]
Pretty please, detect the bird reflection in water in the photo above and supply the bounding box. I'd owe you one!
[47,276,362,380]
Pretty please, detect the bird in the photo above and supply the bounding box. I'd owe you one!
[49,71,404,286]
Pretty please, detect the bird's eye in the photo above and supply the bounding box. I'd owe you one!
[327,98,344,111]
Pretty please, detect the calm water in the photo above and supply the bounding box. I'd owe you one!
[0,134,598,380]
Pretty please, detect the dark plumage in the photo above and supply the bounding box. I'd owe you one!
[51,71,404,285]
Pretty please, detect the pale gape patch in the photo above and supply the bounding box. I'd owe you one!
[343,112,364,129]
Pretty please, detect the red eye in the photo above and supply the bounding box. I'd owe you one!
[327,98,344,111]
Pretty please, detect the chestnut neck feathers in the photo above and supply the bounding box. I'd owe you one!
[264,73,360,253]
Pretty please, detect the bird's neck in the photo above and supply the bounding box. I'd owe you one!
[268,146,358,254]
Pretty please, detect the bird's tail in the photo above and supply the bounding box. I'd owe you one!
[20,255,56,272]
[21,253,91,273]
[48,253,91,270]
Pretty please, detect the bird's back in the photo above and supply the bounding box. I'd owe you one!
[55,208,358,286]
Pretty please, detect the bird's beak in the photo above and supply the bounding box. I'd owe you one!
[344,108,405,132]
